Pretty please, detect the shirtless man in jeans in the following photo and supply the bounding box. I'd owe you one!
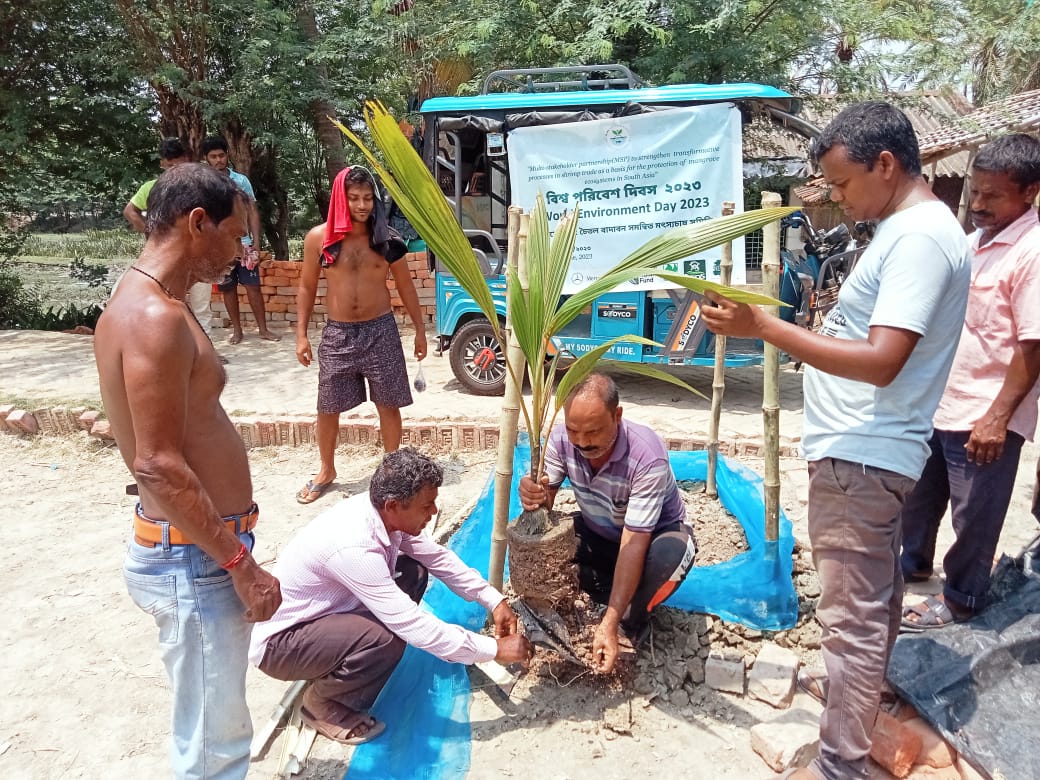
[94,163,281,779]
[295,166,427,504]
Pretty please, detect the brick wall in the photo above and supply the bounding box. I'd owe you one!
[210,251,435,331]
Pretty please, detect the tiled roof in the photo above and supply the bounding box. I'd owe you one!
[918,89,1040,164]
[748,91,973,176]
[792,89,1040,204]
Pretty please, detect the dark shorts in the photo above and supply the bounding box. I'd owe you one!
[317,313,413,414]
[217,261,261,291]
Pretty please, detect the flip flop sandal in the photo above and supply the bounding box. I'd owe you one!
[797,668,900,710]
[296,480,333,505]
[299,705,386,746]
[903,569,934,583]
[900,595,968,632]
[796,668,827,705]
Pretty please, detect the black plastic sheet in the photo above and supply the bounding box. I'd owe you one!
[888,553,1040,780]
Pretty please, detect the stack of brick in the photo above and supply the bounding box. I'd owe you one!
[1,404,505,452]
[208,251,435,331]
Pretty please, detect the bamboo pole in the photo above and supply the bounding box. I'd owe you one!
[706,201,736,498]
[761,191,782,543]
[488,207,526,591]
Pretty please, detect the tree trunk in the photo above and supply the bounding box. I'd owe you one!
[489,207,525,591]
[251,146,290,260]
[222,120,289,258]
[156,88,206,159]
[297,3,347,206]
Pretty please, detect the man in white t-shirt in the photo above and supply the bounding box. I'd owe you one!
[701,102,970,780]
[900,134,1040,629]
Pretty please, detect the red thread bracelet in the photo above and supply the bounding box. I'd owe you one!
[221,543,248,570]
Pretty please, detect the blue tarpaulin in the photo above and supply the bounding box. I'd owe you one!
[345,441,797,780]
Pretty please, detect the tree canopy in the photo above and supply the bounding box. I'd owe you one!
[2,0,1036,250]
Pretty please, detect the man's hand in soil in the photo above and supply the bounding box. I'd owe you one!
[592,620,619,674]
[230,557,282,622]
[491,599,519,637]
[495,634,534,667]
[519,474,550,512]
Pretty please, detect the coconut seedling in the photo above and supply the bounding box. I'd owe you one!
[335,101,794,599]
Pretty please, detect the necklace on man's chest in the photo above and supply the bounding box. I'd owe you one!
[128,265,212,344]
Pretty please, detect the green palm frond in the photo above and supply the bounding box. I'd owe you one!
[593,268,788,306]
[331,107,500,336]
[545,200,579,326]
[550,207,797,332]
[601,362,709,401]
[551,336,658,412]
[344,100,794,482]
[554,342,709,413]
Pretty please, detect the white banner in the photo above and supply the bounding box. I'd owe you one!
[507,103,746,293]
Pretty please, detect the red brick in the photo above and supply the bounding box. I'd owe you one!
[870,711,923,778]
[256,421,278,447]
[738,441,762,456]
[89,419,113,441]
[905,764,959,779]
[6,409,38,434]
[274,419,296,447]
[902,718,955,769]
[294,418,316,445]
[234,419,259,448]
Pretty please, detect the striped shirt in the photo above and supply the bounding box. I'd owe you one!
[544,419,687,543]
[249,493,503,667]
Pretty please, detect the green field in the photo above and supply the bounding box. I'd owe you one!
[8,230,141,310]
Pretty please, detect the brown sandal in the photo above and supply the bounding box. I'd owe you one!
[299,705,386,745]
[797,669,899,710]
[796,668,827,705]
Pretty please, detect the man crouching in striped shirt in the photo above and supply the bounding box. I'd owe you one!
[520,373,697,674]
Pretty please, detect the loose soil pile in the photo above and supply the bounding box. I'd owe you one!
[508,485,823,706]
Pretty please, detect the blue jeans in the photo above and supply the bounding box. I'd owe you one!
[123,531,255,780]
[899,429,1024,614]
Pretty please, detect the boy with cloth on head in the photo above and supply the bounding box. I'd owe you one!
[295,166,426,504]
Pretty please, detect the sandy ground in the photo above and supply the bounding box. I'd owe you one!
[1,327,1039,779]
[0,325,804,445]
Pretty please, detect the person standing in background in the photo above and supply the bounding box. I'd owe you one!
[123,138,215,338]
[201,134,281,344]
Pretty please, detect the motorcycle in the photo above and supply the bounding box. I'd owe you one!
[779,211,872,330]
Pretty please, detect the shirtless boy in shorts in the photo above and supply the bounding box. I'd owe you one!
[295,166,427,504]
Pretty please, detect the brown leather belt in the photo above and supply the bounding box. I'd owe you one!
[133,504,259,547]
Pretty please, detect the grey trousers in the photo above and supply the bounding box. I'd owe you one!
[807,458,916,780]
[258,556,428,714]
